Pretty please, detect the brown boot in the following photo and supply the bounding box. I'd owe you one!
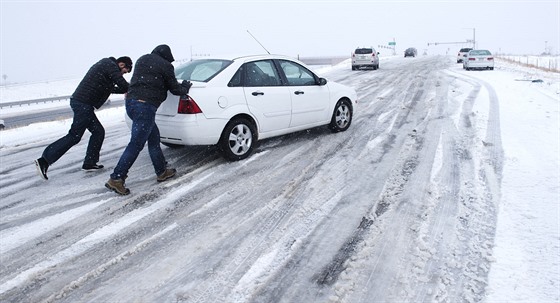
[105,178,130,195]
[157,168,177,182]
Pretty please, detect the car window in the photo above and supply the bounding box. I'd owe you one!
[471,50,491,56]
[355,48,373,55]
[242,60,282,87]
[228,68,243,87]
[175,59,232,82]
[279,60,317,86]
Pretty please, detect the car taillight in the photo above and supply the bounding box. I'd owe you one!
[177,95,202,114]
[487,57,494,60]
[372,53,376,57]
[469,58,476,61]
[352,53,355,57]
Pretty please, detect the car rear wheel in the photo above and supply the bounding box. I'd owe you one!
[328,99,353,132]
[219,117,257,161]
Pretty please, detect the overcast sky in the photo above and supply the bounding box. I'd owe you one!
[1,0,559,83]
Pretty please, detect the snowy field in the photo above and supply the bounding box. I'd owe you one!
[498,55,560,72]
[0,55,559,302]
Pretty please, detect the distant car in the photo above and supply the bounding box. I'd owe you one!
[404,48,417,57]
[128,55,358,161]
[351,47,379,70]
[457,47,473,63]
[0,119,4,130]
[463,49,494,70]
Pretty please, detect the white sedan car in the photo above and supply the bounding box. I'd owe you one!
[463,49,495,70]
[146,54,358,161]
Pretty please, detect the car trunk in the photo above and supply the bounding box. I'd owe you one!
[156,92,181,117]
[156,82,204,116]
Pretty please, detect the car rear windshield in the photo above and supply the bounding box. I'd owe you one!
[355,48,373,54]
[460,48,473,52]
[470,50,491,56]
[175,59,233,82]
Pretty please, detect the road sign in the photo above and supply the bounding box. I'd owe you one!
[388,42,396,46]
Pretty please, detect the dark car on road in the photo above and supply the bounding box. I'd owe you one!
[404,48,417,57]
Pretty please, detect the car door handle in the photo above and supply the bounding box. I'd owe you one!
[294,91,305,95]
[252,91,264,96]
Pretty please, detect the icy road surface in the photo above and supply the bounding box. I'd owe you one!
[0,55,555,302]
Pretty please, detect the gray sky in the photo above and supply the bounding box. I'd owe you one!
[1,0,559,83]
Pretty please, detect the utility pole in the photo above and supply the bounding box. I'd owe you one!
[463,28,476,49]
[473,28,476,49]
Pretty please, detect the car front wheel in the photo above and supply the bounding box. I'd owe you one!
[328,99,353,132]
[219,117,257,161]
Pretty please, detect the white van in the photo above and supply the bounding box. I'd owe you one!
[351,47,380,70]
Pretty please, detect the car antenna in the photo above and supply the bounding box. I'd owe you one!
[247,30,271,54]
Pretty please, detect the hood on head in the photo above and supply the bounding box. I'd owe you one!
[152,44,175,63]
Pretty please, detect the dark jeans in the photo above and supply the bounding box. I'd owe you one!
[111,99,166,180]
[42,99,104,165]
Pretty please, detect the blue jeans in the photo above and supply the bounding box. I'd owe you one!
[111,99,166,180]
[42,99,104,165]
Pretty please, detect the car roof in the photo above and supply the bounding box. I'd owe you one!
[189,54,301,63]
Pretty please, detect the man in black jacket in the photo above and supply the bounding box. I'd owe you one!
[106,45,191,195]
[35,56,133,180]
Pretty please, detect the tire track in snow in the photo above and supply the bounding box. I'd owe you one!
[322,60,500,302]
[0,174,211,297]
[314,60,438,294]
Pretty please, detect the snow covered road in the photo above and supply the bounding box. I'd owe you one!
[1,55,558,302]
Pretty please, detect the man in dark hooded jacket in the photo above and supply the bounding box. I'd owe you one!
[106,45,191,195]
[35,56,133,180]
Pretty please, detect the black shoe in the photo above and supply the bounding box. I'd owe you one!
[35,158,49,180]
[82,163,104,171]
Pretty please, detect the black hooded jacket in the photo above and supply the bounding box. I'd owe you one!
[126,45,188,108]
[71,57,129,109]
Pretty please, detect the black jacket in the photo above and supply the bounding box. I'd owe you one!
[72,57,129,109]
[126,45,188,108]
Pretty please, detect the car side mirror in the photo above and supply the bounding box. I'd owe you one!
[319,78,327,86]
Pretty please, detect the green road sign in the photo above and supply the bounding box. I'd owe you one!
[388,42,396,46]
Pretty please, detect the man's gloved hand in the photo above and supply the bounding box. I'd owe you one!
[181,80,193,94]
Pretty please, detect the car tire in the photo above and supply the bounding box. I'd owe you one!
[219,117,257,161]
[328,99,353,133]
